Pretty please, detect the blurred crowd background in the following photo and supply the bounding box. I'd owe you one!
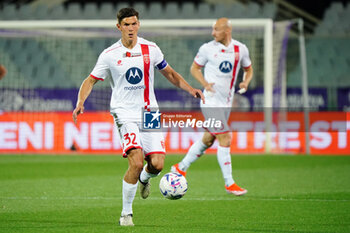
[0,0,349,111]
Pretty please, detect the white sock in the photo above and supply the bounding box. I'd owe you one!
[139,165,158,184]
[121,180,138,216]
[179,140,208,171]
[217,146,235,187]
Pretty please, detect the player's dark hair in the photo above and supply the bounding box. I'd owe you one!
[117,7,139,24]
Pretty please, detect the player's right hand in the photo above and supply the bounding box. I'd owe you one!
[191,88,205,104]
[72,105,84,124]
[204,83,215,93]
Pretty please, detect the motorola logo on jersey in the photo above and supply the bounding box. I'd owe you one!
[126,67,143,84]
[219,61,233,73]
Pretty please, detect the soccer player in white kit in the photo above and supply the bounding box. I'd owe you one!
[171,18,253,196]
[72,8,204,226]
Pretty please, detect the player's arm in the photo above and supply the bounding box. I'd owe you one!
[159,64,205,103]
[190,62,215,93]
[239,65,253,91]
[72,75,98,124]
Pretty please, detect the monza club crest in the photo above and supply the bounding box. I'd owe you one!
[143,54,150,65]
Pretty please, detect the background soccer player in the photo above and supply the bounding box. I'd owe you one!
[72,7,204,226]
[172,18,253,196]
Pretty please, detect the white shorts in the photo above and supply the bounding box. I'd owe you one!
[115,121,166,158]
[201,107,231,135]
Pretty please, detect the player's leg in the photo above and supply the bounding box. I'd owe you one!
[144,153,165,178]
[138,153,165,199]
[216,132,247,196]
[172,104,223,176]
[139,132,165,199]
[115,121,143,226]
[171,132,215,176]
[120,148,144,226]
[216,132,234,186]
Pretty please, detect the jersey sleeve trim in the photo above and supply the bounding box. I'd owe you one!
[194,60,205,67]
[243,64,252,69]
[90,74,104,81]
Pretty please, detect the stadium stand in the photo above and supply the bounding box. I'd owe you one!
[50,4,66,20]
[197,3,212,19]
[65,3,82,20]
[0,1,277,20]
[148,2,163,19]
[82,3,98,19]
[212,4,229,18]
[314,2,349,36]
[164,2,181,19]
[261,3,277,18]
[99,2,115,19]
[33,4,50,20]
[180,2,197,19]
[287,1,350,92]
[0,1,349,109]
[133,2,149,19]
[0,4,16,20]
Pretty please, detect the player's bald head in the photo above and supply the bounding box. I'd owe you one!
[215,18,232,31]
[212,17,232,45]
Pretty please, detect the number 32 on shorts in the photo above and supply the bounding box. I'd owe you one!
[123,133,137,147]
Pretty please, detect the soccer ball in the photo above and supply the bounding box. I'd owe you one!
[159,172,187,200]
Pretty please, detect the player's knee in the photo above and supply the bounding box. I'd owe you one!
[148,155,164,173]
[128,149,144,173]
[152,162,163,173]
[131,161,144,174]
[217,134,231,147]
[203,140,214,148]
[202,134,215,148]
[151,160,164,172]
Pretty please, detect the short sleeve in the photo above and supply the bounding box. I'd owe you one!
[193,44,208,67]
[153,44,166,70]
[90,52,110,81]
[241,44,252,68]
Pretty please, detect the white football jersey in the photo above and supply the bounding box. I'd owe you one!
[194,39,251,107]
[90,37,167,123]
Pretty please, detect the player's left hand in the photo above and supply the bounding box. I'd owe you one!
[191,88,205,104]
[237,82,249,94]
[239,81,248,90]
[72,104,84,124]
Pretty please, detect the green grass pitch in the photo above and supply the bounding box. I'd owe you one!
[0,154,349,233]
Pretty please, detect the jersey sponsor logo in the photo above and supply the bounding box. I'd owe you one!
[124,52,141,57]
[221,49,234,54]
[125,67,143,84]
[219,61,233,73]
[124,85,145,91]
